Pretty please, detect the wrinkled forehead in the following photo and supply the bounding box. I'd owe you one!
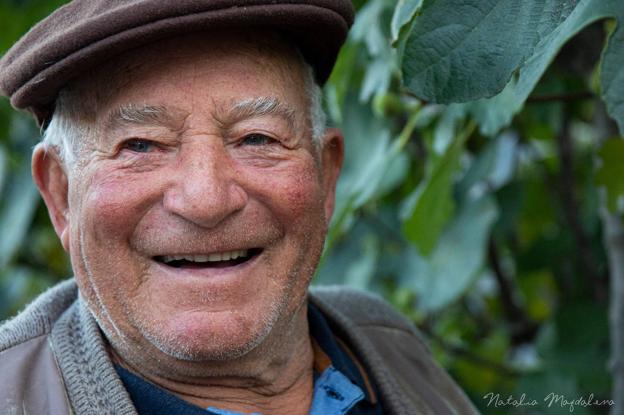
[64,29,308,125]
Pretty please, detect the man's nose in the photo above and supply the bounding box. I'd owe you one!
[163,141,248,228]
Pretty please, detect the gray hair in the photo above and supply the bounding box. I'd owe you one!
[41,61,326,166]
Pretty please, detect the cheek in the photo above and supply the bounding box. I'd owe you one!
[251,163,326,225]
[75,169,161,238]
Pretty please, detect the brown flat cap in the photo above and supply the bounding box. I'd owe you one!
[0,0,354,127]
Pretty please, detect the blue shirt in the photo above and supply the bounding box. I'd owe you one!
[205,365,364,415]
[116,303,383,414]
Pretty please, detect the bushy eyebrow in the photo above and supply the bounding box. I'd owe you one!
[213,97,298,132]
[103,97,298,134]
[104,104,188,132]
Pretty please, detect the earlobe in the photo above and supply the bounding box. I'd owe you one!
[320,128,344,225]
[32,144,71,252]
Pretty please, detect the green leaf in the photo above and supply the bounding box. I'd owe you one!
[457,131,518,198]
[601,20,624,134]
[459,83,523,137]
[0,159,40,268]
[401,0,561,102]
[350,0,389,57]
[328,97,420,250]
[595,138,624,213]
[360,51,396,102]
[325,42,359,124]
[337,99,393,209]
[343,236,379,290]
[402,122,473,255]
[431,103,466,155]
[315,222,380,290]
[526,303,610,403]
[327,96,394,246]
[390,0,423,43]
[463,5,620,136]
[401,193,499,311]
[399,0,623,135]
[0,114,41,269]
[0,265,54,318]
[378,152,409,196]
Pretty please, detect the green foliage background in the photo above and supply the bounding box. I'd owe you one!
[1,0,621,413]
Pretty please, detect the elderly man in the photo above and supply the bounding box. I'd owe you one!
[0,1,477,414]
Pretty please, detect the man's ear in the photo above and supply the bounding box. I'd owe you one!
[319,128,344,225]
[32,144,71,252]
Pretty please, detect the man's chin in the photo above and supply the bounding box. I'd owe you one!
[136,312,278,363]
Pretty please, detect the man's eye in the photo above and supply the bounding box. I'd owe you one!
[122,139,156,153]
[241,134,276,146]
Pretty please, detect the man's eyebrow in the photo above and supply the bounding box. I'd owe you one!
[104,104,188,132]
[213,97,298,132]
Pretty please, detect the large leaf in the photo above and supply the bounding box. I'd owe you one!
[400,0,624,135]
[328,96,418,249]
[390,0,423,43]
[401,193,499,312]
[334,97,393,212]
[402,122,473,255]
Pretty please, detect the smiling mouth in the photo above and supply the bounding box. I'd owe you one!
[154,249,262,269]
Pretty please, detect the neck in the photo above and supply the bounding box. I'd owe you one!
[111,304,315,415]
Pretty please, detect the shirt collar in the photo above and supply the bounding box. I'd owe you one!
[307,302,378,405]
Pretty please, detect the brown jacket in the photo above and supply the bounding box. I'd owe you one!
[0,280,478,414]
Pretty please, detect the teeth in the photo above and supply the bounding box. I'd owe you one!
[208,253,221,261]
[162,250,250,264]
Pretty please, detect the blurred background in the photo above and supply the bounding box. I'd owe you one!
[1,0,621,413]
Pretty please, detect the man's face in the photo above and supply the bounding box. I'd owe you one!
[39,33,342,365]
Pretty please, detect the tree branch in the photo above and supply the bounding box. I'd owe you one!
[527,91,595,103]
[602,212,624,415]
[488,239,539,345]
[593,101,623,415]
[556,107,607,301]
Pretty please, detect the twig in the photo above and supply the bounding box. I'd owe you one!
[527,91,595,103]
[420,324,523,378]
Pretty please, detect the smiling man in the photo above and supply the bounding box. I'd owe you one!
[0,1,477,415]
